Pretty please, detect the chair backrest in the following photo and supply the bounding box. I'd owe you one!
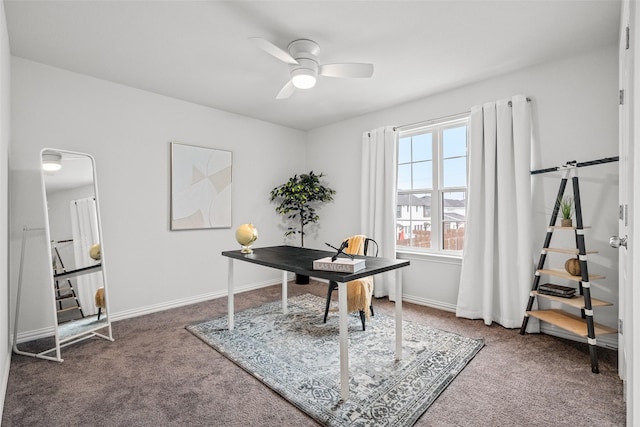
[363,238,379,257]
[343,235,379,257]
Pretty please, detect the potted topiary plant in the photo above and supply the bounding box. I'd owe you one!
[270,171,336,284]
[559,196,573,227]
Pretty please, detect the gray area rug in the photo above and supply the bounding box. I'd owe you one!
[187,294,484,426]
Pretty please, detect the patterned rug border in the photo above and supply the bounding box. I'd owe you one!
[187,294,484,426]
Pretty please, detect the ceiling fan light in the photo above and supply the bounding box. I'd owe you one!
[42,152,62,172]
[291,69,317,89]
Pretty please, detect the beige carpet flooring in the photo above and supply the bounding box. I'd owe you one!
[2,280,625,426]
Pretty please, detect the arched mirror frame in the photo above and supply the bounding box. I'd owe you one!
[14,148,114,362]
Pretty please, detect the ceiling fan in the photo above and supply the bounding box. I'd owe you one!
[250,37,374,99]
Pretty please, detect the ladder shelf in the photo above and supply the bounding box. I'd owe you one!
[520,163,617,374]
[531,291,612,309]
[526,309,617,337]
[537,268,605,282]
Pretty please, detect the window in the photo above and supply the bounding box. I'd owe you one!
[396,115,469,254]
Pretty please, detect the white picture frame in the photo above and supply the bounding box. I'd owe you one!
[170,142,232,230]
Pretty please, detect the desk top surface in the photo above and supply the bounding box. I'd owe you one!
[222,245,409,282]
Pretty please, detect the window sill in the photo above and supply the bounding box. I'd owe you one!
[396,249,462,265]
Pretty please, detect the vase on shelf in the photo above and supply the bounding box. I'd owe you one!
[560,218,572,227]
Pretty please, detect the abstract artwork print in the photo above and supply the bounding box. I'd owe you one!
[170,142,232,230]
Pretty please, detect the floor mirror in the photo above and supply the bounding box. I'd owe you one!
[13,148,114,362]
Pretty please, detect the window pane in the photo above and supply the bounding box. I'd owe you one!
[398,137,411,164]
[443,222,464,251]
[411,221,431,248]
[396,193,431,248]
[412,161,432,189]
[442,191,465,251]
[397,164,411,191]
[442,191,466,219]
[442,157,467,188]
[412,133,432,162]
[443,126,467,158]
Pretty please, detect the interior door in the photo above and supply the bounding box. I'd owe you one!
[616,1,636,424]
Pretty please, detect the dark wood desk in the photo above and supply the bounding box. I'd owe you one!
[222,245,410,400]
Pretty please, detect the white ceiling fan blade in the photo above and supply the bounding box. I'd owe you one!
[319,63,374,78]
[276,80,296,99]
[250,37,298,65]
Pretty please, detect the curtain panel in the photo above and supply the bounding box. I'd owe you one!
[456,95,533,328]
[70,197,102,315]
[361,126,398,299]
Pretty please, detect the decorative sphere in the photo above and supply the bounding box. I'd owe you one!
[235,224,258,253]
[564,258,581,276]
[89,243,101,260]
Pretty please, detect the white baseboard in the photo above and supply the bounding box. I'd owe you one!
[13,278,281,343]
[13,325,55,344]
[110,278,279,322]
[313,277,457,314]
[402,294,457,313]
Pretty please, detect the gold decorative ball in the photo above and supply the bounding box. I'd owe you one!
[89,243,101,260]
[235,224,258,253]
[564,258,581,276]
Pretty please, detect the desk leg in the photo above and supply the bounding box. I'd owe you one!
[281,270,288,314]
[338,281,349,401]
[395,269,403,360]
[228,258,234,331]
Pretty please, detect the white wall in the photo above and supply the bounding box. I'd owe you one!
[306,45,620,346]
[0,0,9,419]
[9,57,307,335]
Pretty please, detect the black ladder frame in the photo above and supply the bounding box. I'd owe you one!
[520,162,602,373]
[52,246,85,320]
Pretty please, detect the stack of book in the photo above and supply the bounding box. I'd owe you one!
[538,283,576,298]
[313,257,365,273]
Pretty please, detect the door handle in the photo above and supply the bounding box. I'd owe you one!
[609,235,628,249]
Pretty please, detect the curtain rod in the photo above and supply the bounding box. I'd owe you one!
[530,156,619,175]
[393,111,469,132]
[393,97,531,132]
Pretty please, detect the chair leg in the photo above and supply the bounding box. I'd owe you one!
[97,307,102,320]
[370,304,374,317]
[324,281,338,323]
[359,310,366,331]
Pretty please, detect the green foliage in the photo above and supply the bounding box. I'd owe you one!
[559,196,573,220]
[270,171,336,247]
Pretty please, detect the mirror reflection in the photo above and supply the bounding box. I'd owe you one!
[42,150,109,339]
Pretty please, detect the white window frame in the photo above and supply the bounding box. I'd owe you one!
[397,114,469,256]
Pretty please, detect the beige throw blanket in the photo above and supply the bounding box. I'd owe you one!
[345,235,373,317]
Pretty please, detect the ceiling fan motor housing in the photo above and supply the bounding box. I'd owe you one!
[288,39,320,88]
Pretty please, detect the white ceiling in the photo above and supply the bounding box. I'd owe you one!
[5,0,621,131]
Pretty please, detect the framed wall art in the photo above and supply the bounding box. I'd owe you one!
[170,142,232,230]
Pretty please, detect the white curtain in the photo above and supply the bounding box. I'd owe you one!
[456,95,533,328]
[361,126,398,299]
[70,197,102,316]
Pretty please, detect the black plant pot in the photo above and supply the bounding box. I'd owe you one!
[295,274,310,285]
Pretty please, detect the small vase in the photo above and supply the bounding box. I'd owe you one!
[560,218,573,227]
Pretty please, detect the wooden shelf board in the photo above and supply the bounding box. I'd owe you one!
[526,309,617,337]
[56,307,81,314]
[537,268,605,282]
[532,291,613,308]
[543,247,598,255]
[549,226,592,230]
